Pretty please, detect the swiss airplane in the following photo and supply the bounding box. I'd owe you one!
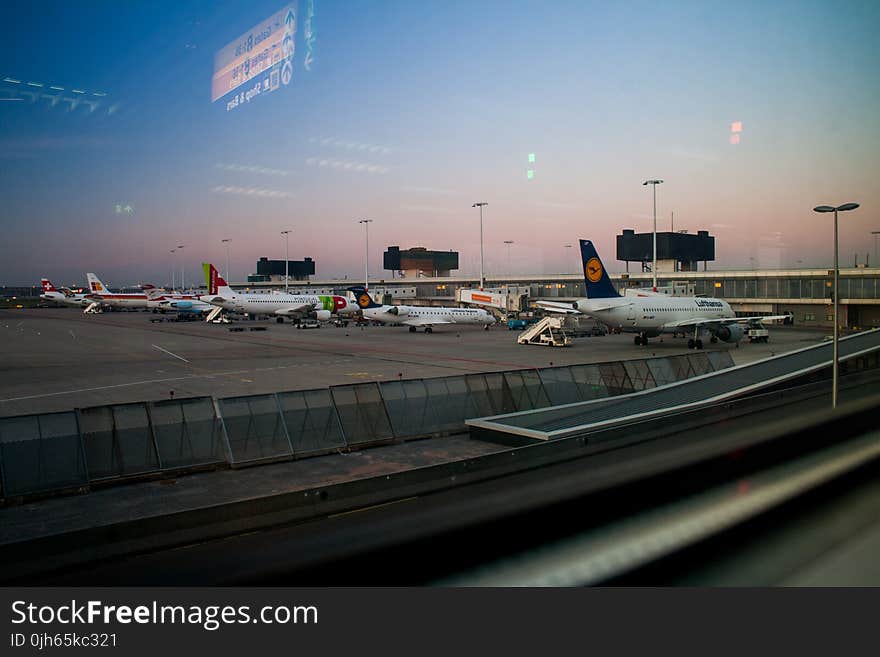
[39,279,91,308]
[200,263,359,322]
[536,240,787,349]
[85,273,153,310]
[348,286,496,333]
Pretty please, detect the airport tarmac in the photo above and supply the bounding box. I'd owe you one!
[0,308,828,417]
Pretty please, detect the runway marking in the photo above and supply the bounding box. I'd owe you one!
[152,344,190,363]
[0,360,356,403]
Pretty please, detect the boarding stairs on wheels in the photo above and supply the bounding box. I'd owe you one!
[516,317,572,347]
[205,306,224,323]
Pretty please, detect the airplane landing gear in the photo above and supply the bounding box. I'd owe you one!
[425,327,433,334]
[408,326,417,333]
[710,336,718,344]
[634,333,648,346]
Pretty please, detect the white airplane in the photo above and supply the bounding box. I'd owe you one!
[144,287,214,314]
[536,239,788,349]
[85,273,154,310]
[200,263,359,322]
[39,279,91,308]
[349,286,496,333]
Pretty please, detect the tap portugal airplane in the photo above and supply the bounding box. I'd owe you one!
[536,240,788,349]
[200,263,358,322]
[348,286,496,333]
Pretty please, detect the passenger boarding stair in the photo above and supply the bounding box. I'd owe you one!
[516,317,572,347]
[83,302,102,314]
[206,306,224,322]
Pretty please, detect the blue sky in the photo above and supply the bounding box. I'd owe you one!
[1,0,878,286]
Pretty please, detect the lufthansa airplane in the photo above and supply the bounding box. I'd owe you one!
[349,286,495,333]
[537,240,787,349]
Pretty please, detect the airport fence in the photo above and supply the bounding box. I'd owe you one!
[0,351,734,500]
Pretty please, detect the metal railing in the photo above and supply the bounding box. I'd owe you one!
[0,351,733,501]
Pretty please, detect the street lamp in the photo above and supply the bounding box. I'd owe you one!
[358,219,373,290]
[221,239,232,282]
[177,245,185,291]
[503,240,514,273]
[170,249,176,291]
[472,202,488,290]
[280,230,292,292]
[642,179,663,291]
[813,202,859,409]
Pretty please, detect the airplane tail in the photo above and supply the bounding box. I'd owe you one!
[580,240,620,299]
[40,278,56,293]
[86,273,108,296]
[143,286,166,301]
[203,263,232,297]
[347,286,383,309]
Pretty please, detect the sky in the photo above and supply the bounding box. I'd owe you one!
[1,0,879,287]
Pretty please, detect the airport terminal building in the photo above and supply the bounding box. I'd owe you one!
[264,266,879,330]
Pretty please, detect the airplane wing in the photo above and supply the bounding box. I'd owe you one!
[663,315,790,329]
[535,301,581,314]
[402,318,453,326]
[536,300,629,314]
[273,304,313,316]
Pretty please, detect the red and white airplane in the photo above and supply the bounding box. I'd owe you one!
[40,279,91,308]
[85,273,154,310]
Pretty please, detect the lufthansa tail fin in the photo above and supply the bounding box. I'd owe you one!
[580,240,620,299]
[347,286,383,309]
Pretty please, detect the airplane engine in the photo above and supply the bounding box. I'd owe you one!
[715,324,744,343]
[387,306,409,317]
[312,309,332,322]
[175,301,193,310]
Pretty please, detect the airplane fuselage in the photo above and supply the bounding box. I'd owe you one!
[204,290,357,318]
[580,296,734,336]
[363,305,495,327]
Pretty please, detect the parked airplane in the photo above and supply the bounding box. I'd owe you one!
[144,287,213,314]
[200,263,358,322]
[348,286,496,333]
[536,240,787,349]
[39,279,90,308]
[85,273,154,310]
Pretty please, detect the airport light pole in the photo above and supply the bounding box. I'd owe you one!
[642,179,663,291]
[472,202,488,290]
[170,249,176,291]
[813,202,860,409]
[281,230,292,292]
[358,219,373,290]
[221,238,231,282]
[564,244,573,274]
[503,240,514,273]
[872,231,880,267]
[177,244,185,292]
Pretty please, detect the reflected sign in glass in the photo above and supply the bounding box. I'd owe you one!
[212,3,297,111]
